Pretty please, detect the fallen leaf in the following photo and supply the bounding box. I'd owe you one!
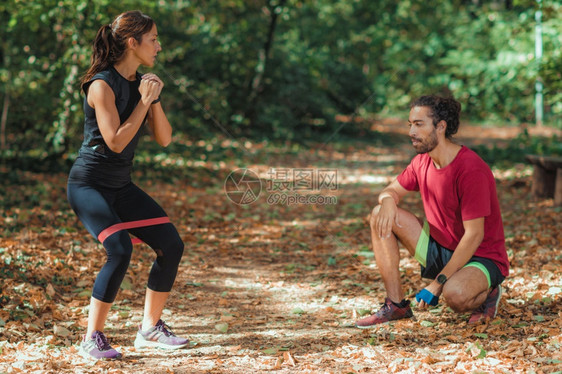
[273,356,284,369]
[220,314,235,322]
[120,277,133,290]
[227,345,242,353]
[262,347,278,355]
[53,325,71,337]
[46,284,56,297]
[420,320,435,327]
[292,307,305,315]
[215,323,229,333]
[283,351,296,366]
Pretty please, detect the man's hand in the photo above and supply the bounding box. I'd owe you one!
[417,281,443,309]
[374,198,402,239]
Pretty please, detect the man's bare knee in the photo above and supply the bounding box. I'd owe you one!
[442,286,472,313]
[368,205,382,229]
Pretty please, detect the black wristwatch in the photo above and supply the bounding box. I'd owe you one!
[437,274,448,285]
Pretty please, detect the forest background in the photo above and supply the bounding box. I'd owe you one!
[0,1,561,373]
[1,0,561,163]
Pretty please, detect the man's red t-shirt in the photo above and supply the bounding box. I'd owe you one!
[397,146,509,277]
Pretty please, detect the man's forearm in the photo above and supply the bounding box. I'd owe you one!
[378,189,400,205]
[438,231,483,279]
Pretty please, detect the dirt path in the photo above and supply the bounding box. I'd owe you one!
[0,125,560,373]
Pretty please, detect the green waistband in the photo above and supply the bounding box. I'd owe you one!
[414,221,430,267]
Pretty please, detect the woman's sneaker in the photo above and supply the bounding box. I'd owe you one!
[134,320,189,350]
[79,331,122,360]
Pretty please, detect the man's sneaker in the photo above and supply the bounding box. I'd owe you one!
[355,297,413,329]
[134,319,189,350]
[79,330,122,360]
[469,285,502,324]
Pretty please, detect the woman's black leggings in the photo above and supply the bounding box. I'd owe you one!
[67,182,184,303]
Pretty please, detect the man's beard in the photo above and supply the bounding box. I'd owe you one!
[412,130,438,154]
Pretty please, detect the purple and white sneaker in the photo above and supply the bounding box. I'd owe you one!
[134,320,189,350]
[79,330,122,360]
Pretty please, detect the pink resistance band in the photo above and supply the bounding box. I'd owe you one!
[97,216,171,245]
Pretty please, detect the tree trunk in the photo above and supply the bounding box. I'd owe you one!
[555,168,562,206]
[0,89,8,151]
[246,0,287,123]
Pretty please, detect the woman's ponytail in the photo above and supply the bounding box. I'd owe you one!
[81,24,114,91]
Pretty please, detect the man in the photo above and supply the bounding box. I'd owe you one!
[356,95,509,328]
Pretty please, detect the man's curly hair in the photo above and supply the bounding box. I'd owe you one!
[410,95,461,139]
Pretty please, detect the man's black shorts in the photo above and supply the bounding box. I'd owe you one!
[414,222,505,288]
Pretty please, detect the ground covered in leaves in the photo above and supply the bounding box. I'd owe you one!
[0,123,561,373]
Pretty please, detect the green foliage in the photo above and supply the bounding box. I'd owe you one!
[440,7,536,124]
[473,129,562,165]
[540,2,562,122]
[1,0,561,165]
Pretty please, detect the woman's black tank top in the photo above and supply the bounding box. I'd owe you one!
[68,66,144,189]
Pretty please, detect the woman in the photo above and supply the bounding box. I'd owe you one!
[67,10,188,360]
